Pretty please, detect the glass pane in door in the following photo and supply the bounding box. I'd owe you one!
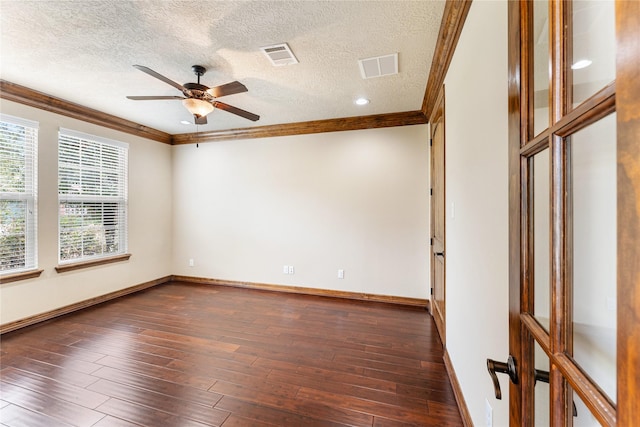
[534,339,550,426]
[571,113,617,402]
[571,0,616,107]
[533,149,550,330]
[571,386,602,427]
[533,0,550,135]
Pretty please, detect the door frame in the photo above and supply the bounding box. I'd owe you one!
[430,86,446,346]
[507,0,640,425]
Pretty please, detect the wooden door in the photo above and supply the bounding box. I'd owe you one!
[506,0,639,425]
[430,87,446,345]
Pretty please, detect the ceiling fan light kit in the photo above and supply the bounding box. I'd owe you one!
[182,98,214,118]
[127,64,259,125]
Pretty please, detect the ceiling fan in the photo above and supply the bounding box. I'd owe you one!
[127,65,259,125]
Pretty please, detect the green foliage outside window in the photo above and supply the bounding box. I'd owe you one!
[59,202,121,261]
[0,200,26,271]
[1,119,35,272]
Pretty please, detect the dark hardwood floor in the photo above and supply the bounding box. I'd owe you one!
[0,281,463,426]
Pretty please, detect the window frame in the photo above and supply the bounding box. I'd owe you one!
[0,114,39,276]
[57,128,129,266]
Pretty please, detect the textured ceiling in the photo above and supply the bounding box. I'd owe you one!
[0,1,445,135]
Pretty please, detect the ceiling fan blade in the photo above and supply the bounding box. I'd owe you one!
[126,96,185,100]
[207,81,248,98]
[213,101,260,121]
[133,65,186,92]
[194,115,208,125]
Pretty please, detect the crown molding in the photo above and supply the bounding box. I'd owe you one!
[1,79,426,145]
[422,0,473,119]
[0,80,172,144]
[171,111,427,145]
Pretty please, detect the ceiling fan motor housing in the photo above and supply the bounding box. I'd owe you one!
[185,65,211,100]
[184,83,209,91]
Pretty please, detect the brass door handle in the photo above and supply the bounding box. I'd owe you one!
[487,355,518,400]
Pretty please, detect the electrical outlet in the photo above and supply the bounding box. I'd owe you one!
[485,398,493,427]
[189,258,194,267]
[338,269,344,279]
[283,265,289,274]
[288,266,295,275]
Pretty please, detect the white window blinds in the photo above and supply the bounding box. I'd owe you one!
[58,129,128,263]
[0,114,38,273]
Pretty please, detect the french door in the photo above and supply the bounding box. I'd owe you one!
[507,0,639,425]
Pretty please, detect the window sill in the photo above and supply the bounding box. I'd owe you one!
[1,269,44,284]
[55,253,131,273]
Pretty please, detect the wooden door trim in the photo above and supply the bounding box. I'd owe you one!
[430,87,445,136]
[429,85,446,345]
[554,353,616,425]
[616,1,640,424]
[422,0,472,119]
[507,0,524,423]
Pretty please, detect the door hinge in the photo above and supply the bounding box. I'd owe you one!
[430,188,433,196]
[430,238,433,246]
[430,287,433,295]
[430,138,433,147]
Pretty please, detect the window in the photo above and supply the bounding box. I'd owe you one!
[58,129,128,264]
[0,114,38,274]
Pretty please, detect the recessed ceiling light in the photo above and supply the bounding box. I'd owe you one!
[180,120,191,125]
[355,98,370,106]
[571,59,592,70]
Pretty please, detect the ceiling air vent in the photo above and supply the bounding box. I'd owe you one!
[260,43,299,66]
[358,53,398,79]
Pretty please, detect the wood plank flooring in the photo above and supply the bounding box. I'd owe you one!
[0,281,463,426]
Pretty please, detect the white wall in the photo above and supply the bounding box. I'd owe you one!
[0,102,429,325]
[443,1,510,425]
[0,100,173,325]
[172,125,430,299]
